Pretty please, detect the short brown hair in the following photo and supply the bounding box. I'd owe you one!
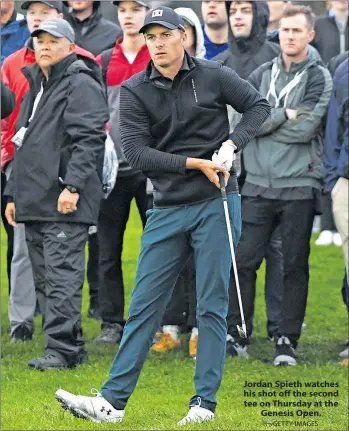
[282,5,315,29]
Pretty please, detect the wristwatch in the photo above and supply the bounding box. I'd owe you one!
[65,184,80,194]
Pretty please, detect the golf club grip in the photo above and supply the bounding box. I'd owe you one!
[218,173,227,200]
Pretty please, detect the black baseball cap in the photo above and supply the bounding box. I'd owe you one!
[22,1,63,13]
[139,6,185,34]
[113,0,149,8]
[31,19,75,42]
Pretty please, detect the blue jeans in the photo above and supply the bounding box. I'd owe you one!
[101,194,241,412]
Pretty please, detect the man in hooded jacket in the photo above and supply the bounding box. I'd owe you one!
[1,0,96,345]
[63,1,122,56]
[214,1,279,79]
[4,19,109,370]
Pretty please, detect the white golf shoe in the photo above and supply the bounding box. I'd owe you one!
[55,388,124,423]
[177,406,214,426]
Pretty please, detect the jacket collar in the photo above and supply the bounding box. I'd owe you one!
[46,53,78,80]
[8,9,17,24]
[149,53,190,81]
[144,51,195,82]
[22,53,79,84]
[275,52,314,74]
[113,37,150,64]
[68,4,102,29]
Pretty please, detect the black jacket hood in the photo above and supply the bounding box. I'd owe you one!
[226,0,269,53]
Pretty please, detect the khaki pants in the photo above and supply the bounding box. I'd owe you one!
[332,177,349,278]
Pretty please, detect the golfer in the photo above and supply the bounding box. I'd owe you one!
[56,6,270,426]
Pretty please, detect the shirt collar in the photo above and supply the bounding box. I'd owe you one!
[149,54,190,81]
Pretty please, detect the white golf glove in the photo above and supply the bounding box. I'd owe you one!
[212,140,237,171]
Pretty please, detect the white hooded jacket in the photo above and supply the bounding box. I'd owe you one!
[174,7,206,59]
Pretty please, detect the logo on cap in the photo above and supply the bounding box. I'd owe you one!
[152,9,163,17]
[43,23,59,29]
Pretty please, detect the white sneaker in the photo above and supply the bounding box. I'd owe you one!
[333,232,343,247]
[55,389,124,423]
[315,230,333,246]
[274,336,297,366]
[177,406,214,426]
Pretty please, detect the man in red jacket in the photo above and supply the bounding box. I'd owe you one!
[93,0,151,345]
[1,0,95,344]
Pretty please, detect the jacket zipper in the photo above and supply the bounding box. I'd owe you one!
[150,68,195,122]
[172,69,195,121]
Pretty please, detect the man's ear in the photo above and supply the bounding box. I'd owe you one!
[69,42,76,52]
[181,30,187,45]
[58,13,64,19]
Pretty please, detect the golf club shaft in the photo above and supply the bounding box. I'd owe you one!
[219,173,247,334]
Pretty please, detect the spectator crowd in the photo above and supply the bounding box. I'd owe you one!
[1,0,348,376]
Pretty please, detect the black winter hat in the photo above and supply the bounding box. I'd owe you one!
[22,1,63,12]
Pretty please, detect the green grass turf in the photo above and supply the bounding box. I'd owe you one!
[1,205,348,430]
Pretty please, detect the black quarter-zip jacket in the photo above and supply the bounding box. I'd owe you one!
[119,54,271,208]
[5,54,109,224]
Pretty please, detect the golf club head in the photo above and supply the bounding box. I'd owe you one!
[237,324,247,339]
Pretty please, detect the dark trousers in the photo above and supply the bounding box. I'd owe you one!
[264,226,284,337]
[227,196,315,346]
[321,192,336,231]
[162,253,197,330]
[98,174,147,325]
[87,231,99,306]
[1,172,13,293]
[25,221,89,365]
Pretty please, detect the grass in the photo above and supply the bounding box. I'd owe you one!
[1,205,348,430]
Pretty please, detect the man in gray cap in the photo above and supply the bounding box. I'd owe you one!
[5,18,109,370]
[2,0,96,347]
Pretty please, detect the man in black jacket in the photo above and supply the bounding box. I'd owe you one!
[214,1,279,78]
[5,19,109,370]
[312,0,348,65]
[55,7,270,426]
[63,1,122,56]
[328,50,348,77]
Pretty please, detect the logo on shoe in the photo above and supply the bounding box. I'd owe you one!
[57,231,67,238]
[100,406,112,415]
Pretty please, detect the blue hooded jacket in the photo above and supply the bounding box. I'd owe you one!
[1,12,30,65]
[324,59,349,191]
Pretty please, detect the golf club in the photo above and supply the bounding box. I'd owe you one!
[218,172,247,339]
